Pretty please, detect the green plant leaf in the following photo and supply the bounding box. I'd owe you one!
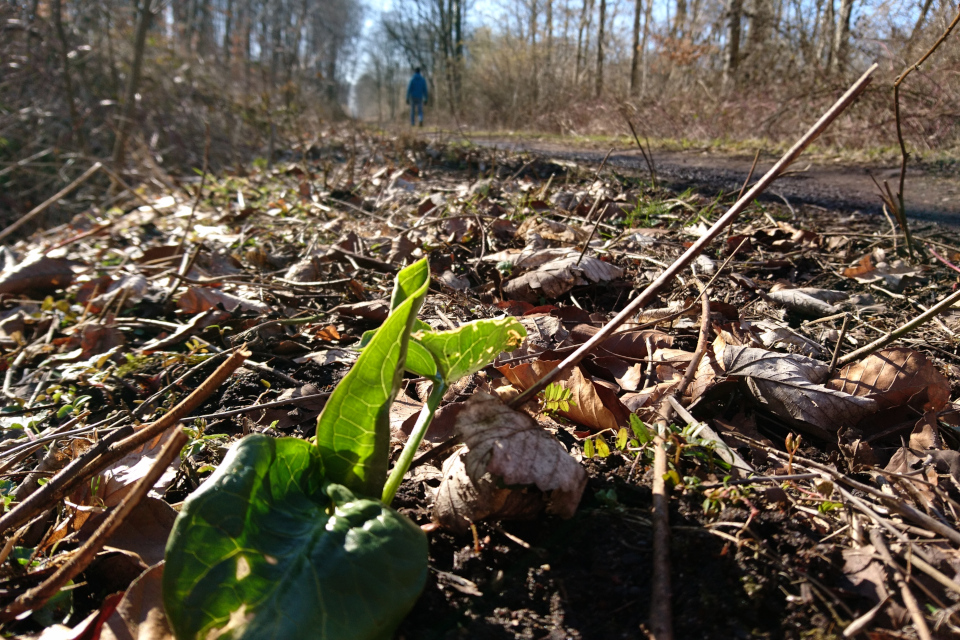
[163,435,428,640]
[390,259,430,310]
[316,259,430,496]
[358,326,437,379]
[417,317,526,384]
[630,414,651,445]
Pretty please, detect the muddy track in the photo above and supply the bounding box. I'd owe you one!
[469,137,960,225]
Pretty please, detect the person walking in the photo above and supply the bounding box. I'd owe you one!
[406,68,428,127]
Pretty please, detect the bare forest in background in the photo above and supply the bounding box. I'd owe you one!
[3,0,960,226]
[356,0,960,152]
[1,0,362,223]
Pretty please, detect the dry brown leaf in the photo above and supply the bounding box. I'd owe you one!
[257,384,329,430]
[827,347,950,413]
[496,360,631,431]
[842,254,924,292]
[435,453,547,534]
[723,346,878,437]
[401,401,465,443]
[99,563,175,640]
[78,497,177,567]
[434,393,587,532]
[502,256,622,302]
[74,430,180,509]
[0,255,74,295]
[688,346,723,400]
[177,286,269,314]
[909,411,942,450]
[62,322,126,360]
[565,324,672,360]
[590,356,646,392]
[330,299,390,322]
[766,288,843,317]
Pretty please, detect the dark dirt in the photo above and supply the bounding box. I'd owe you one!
[397,452,860,640]
[471,137,960,225]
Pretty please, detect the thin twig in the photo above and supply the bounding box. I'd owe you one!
[836,285,960,367]
[0,348,249,535]
[869,528,933,640]
[828,313,851,373]
[0,162,103,243]
[892,6,960,257]
[650,429,673,640]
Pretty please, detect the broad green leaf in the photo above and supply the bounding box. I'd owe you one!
[316,259,430,495]
[417,317,526,384]
[163,435,428,640]
[358,324,437,379]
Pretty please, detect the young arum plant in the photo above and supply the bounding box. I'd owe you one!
[163,259,525,640]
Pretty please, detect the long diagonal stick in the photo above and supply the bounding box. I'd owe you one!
[508,63,878,409]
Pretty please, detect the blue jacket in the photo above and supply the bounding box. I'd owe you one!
[407,73,428,103]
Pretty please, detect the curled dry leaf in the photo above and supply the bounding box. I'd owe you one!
[87,274,149,312]
[497,359,631,431]
[826,347,950,413]
[766,288,843,317]
[753,320,824,358]
[723,346,878,437]
[688,346,723,400]
[434,393,587,532]
[503,256,622,303]
[177,286,270,314]
[330,298,390,322]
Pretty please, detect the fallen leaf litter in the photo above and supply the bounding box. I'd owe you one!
[1,128,960,638]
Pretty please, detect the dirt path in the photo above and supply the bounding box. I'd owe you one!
[467,136,960,225]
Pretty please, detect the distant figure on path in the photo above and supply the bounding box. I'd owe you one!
[406,68,428,127]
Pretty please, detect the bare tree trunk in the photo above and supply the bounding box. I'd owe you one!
[830,0,853,73]
[746,0,773,55]
[908,0,935,45]
[722,0,742,85]
[673,0,686,38]
[575,0,593,82]
[640,0,653,95]
[102,7,121,98]
[455,0,463,105]
[223,0,234,67]
[546,0,553,69]
[816,0,833,67]
[595,0,605,97]
[630,0,641,94]
[51,0,84,149]
[112,0,153,171]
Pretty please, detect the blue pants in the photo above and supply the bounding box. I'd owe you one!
[410,99,424,125]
